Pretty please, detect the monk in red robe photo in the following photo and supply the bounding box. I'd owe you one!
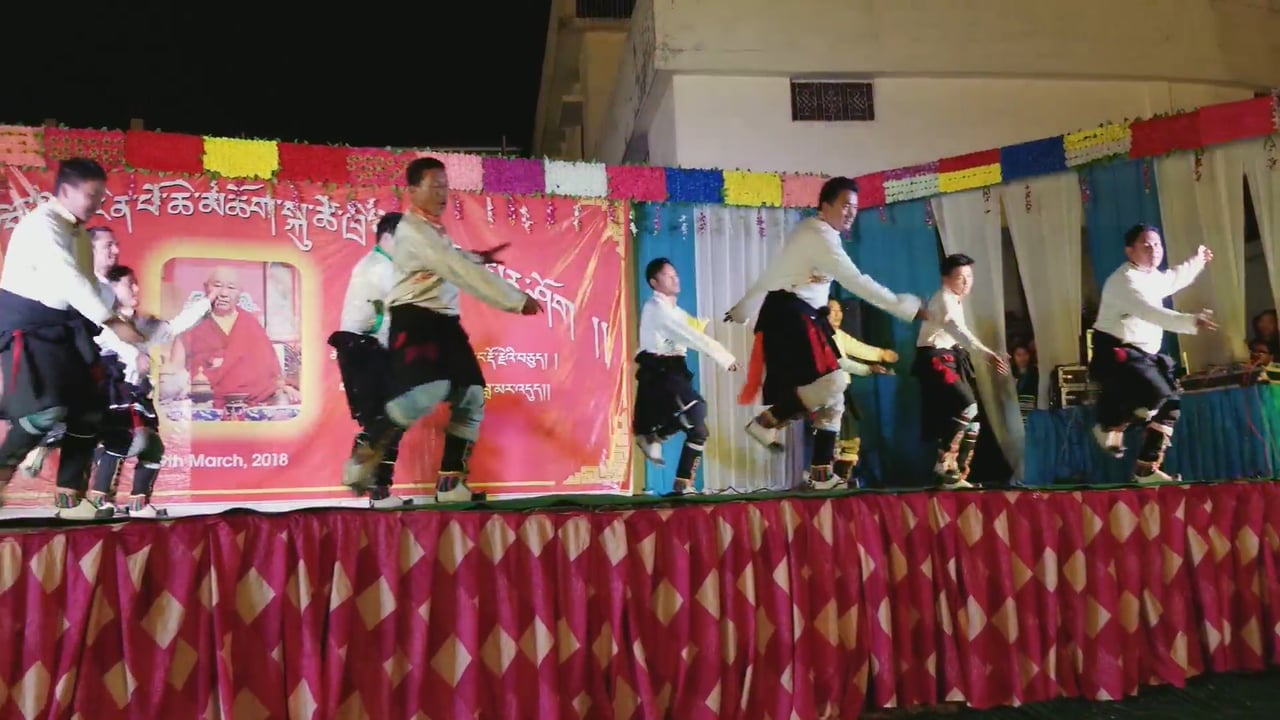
[174,265,300,408]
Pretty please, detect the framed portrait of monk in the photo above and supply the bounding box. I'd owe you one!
[157,257,303,423]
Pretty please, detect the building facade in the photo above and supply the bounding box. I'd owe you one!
[536,0,1280,175]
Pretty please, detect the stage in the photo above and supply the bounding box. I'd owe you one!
[0,481,1276,719]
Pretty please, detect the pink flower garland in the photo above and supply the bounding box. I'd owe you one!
[606,166,667,202]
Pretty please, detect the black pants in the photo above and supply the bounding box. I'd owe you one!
[91,402,164,499]
[329,331,403,487]
[1089,332,1179,429]
[633,353,709,485]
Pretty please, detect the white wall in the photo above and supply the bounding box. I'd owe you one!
[654,0,1280,89]
[657,75,1256,175]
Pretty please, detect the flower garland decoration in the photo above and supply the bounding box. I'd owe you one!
[1078,174,1092,206]
[519,202,533,233]
[42,128,125,170]
[938,150,1002,194]
[546,199,556,227]
[1063,123,1131,167]
[203,137,279,179]
[1023,185,1032,213]
[277,142,349,183]
[419,152,484,192]
[999,136,1066,182]
[679,213,689,240]
[722,170,783,207]
[506,196,517,225]
[607,202,616,226]
[482,157,544,196]
[664,168,724,204]
[652,204,661,235]
[854,172,887,208]
[485,196,495,225]
[124,130,203,174]
[1265,136,1277,171]
[883,163,939,204]
[781,174,827,208]
[545,160,608,198]
[572,202,582,231]
[1130,112,1202,159]
[938,165,1001,194]
[347,149,411,186]
[629,205,638,238]
[982,187,993,213]
[923,202,935,227]
[755,209,766,239]
[1193,149,1204,182]
[0,125,45,168]
[606,165,667,202]
[696,209,708,235]
[453,195,463,221]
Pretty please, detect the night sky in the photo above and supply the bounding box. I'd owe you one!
[7,4,553,154]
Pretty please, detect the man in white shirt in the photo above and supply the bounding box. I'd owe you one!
[88,265,210,519]
[634,258,738,495]
[20,224,122,491]
[0,158,143,512]
[1090,224,1216,483]
[343,157,544,503]
[329,212,414,509]
[88,226,119,290]
[725,176,925,490]
[912,254,1009,488]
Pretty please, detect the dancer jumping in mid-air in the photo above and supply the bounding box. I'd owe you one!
[727,176,925,490]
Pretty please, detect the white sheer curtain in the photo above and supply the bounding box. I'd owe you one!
[999,174,1084,408]
[1241,137,1280,314]
[1154,145,1248,369]
[930,191,1025,480]
[693,206,807,492]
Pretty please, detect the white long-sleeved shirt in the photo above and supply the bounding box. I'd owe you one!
[916,288,995,356]
[384,212,526,315]
[0,201,114,324]
[834,329,888,378]
[1093,257,1206,354]
[638,295,737,370]
[728,216,921,321]
[97,299,212,386]
[339,247,395,347]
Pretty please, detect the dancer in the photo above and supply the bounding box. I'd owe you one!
[88,265,211,517]
[912,254,1008,488]
[634,258,738,495]
[0,158,143,513]
[343,157,543,503]
[726,176,925,490]
[822,297,896,483]
[19,225,121,478]
[329,211,414,509]
[1090,224,1215,482]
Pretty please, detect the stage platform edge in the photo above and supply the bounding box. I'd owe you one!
[0,480,1276,718]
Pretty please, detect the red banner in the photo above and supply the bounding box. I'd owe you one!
[0,168,634,508]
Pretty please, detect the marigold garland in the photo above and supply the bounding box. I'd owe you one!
[722,170,782,207]
[938,164,1002,193]
[202,137,279,179]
